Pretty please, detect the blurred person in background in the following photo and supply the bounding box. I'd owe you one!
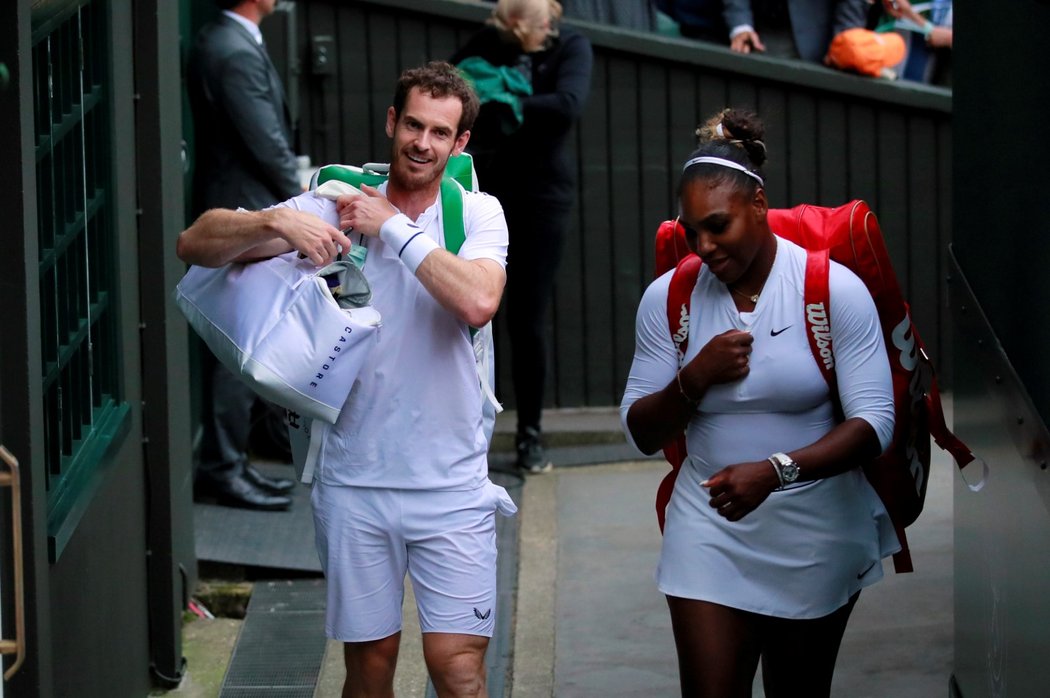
[187,0,301,510]
[452,0,593,474]
[562,0,659,31]
[878,0,952,85]
[724,0,869,62]
[658,0,731,44]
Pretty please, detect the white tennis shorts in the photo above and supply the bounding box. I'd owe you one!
[311,479,517,642]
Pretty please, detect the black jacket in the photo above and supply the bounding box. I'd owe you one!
[188,15,300,214]
[452,25,593,206]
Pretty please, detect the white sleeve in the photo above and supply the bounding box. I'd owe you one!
[460,191,508,268]
[828,264,895,452]
[619,271,679,452]
[271,190,340,227]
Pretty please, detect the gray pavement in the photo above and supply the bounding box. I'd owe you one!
[515,455,952,697]
[314,406,954,696]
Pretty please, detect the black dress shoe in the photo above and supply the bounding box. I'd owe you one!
[243,463,296,494]
[194,472,292,511]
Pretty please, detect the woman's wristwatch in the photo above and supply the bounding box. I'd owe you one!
[768,452,799,489]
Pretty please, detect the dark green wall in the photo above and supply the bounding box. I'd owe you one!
[0,0,195,693]
[953,0,1050,427]
[951,4,1050,696]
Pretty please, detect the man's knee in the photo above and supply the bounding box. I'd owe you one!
[343,634,400,693]
[422,634,489,697]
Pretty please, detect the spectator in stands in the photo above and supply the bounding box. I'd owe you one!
[879,0,952,85]
[657,0,730,44]
[563,0,659,31]
[724,0,869,62]
[452,0,594,474]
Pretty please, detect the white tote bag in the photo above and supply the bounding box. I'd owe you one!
[174,253,381,426]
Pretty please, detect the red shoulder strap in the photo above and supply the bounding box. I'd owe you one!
[657,254,702,531]
[803,249,839,397]
[666,255,703,360]
[928,375,975,467]
[909,323,975,468]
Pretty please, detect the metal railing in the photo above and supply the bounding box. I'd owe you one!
[0,447,25,682]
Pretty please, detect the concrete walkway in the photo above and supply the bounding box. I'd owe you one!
[513,457,952,697]
[315,407,954,696]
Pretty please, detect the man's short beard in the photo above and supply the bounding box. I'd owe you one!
[390,152,446,192]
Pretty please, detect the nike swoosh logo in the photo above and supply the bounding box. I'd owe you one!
[770,325,793,337]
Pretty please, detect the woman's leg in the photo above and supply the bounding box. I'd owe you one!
[666,595,763,698]
[760,592,860,698]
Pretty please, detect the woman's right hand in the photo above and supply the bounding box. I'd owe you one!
[624,331,751,456]
[681,329,753,393]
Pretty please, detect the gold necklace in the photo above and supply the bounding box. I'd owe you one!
[729,286,759,304]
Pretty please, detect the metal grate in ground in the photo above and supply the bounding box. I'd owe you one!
[220,579,328,697]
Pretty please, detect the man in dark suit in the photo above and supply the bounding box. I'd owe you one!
[187,0,301,510]
[723,0,868,62]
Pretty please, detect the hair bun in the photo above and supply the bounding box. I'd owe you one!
[720,109,767,167]
[694,108,768,168]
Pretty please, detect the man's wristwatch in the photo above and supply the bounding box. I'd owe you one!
[768,452,800,489]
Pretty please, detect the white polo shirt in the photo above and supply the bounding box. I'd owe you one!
[275,183,508,490]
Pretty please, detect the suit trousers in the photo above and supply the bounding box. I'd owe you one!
[197,349,288,477]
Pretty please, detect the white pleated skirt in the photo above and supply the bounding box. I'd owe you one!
[657,455,901,620]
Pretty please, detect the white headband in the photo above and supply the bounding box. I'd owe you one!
[682,156,764,187]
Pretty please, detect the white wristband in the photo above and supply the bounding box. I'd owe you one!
[379,215,441,274]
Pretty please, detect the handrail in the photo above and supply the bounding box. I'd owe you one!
[0,446,25,681]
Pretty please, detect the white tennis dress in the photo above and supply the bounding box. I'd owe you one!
[621,236,900,619]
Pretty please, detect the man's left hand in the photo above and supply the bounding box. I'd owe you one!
[337,183,399,238]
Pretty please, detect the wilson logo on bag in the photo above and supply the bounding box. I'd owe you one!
[654,200,974,572]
